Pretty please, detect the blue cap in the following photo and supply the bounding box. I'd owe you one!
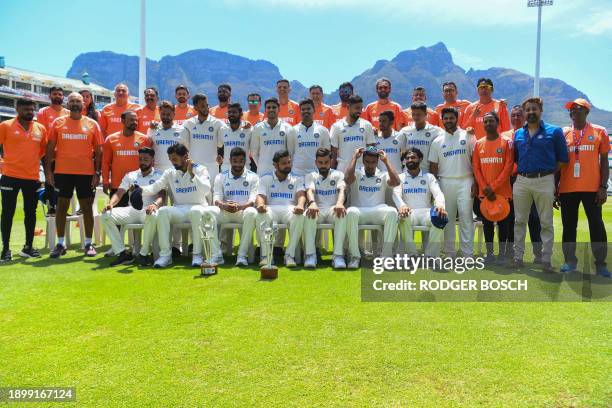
[430,207,448,229]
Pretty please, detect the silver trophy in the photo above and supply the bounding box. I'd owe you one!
[199,222,217,276]
[260,220,279,279]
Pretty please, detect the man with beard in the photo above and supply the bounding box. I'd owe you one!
[330,95,376,172]
[213,147,259,266]
[255,150,306,267]
[180,93,224,183]
[101,148,165,266]
[403,86,440,127]
[174,85,197,126]
[99,83,140,137]
[220,103,251,173]
[46,93,103,258]
[428,108,476,258]
[363,78,406,131]
[141,143,222,268]
[148,101,183,172]
[268,79,300,126]
[462,78,511,140]
[287,98,331,177]
[210,84,232,124]
[375,111,405,172]
[303,148,348,269]
[345,147,400,268]
[309,85,336,129]
[400,102,444,172]
[102,110,153,207]
[393,148,446,257]
[0,99,47,261]
[331,82,353,121]
[136,87,160,134]
[242,93,264,126]
[434,81,471,126]
[511,97,568,272]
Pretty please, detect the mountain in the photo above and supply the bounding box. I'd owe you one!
[66,43,612,129]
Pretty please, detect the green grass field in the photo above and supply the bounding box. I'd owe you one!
[0,200,611,407]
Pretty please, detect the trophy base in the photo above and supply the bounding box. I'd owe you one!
[200,262,218,276]
[260,266,278,280]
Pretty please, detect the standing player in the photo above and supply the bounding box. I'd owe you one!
[303,148,348,269]
[210,84,232,124]
[271,79,300,126]
[462,78,510,140]
[309,85,336,129]
[362,78,406,131]
[375,111,405,172]
[45,92,103,258]
[37,86,69,130]
[99,83,140,137]
[330,95,376,172]
[0,99,47,261]
[400,102,444,172]
[255,150,306,267]
[174,85,197,126]
[136,87,160,134]
[148,101,183,172]
[287,99,331,177]
[331,82,353,121]
[403,87,440,126]
[221,103,251,172]
[428,107,476,257]
[242,93,264,126]
[435,81,471,126]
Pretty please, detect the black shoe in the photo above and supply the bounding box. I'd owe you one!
[20,245,41,258]
[110,250,134,267]
[1,248,12,262]
[171,246,182,259]
[50,244,67,258]
[135,254,153,266]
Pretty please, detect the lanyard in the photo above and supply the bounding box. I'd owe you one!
[572,128,585,160]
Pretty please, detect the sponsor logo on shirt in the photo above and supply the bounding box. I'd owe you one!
[344,135,363,143]
[193,133,214,140]
[264,139,284,146]
[226,190,249,197]
[270,192,293,199]
[116,150,139,156]
[298,141,319,148]
[61,133,88,140]
[403,187,427,194]
[175,186,197,193]
[481,157,504,164]
[316,189,336,196]
[359,185,381,193]
[443,148,467,158]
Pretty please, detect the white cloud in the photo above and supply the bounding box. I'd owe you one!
[577,10,612,36]
[448,48,485,69]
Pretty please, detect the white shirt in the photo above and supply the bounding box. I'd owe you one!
[250,120,295,176]
[288,122,331,176]
[258,171,305,207]
[141,163,212,206]
[400,122,443,172]
[330,118,375,168]
[180,115,224,165]
[392,170,445,210]
[118,168,164,207]
[147,124,183,172]
[428,128,474,178]
[220,124,251,169]
[213,169,259,206]
[305,169,345,209]
[349,168,390,208]
[375,131,405,172]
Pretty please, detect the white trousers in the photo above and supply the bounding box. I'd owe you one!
[303,207,347,257]
[216,207,257,257]
[101,207,156,255]
[439,177,474,256]
[255,205,304,258]
[399,208,443,257]
[346,205,398,257]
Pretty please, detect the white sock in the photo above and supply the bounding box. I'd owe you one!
[58,237,65,247]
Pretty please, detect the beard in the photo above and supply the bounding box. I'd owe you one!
[69,105,81,112]
[406,162,419,170]
[279,167,292,175]
[526,113,538,123]
[377,92,389,99]
[173,164,183,171]
[318,167,330,177]
[218,95,229,103]
[51,97,63,105]
[228,117,241,125]
[139,164,151,172]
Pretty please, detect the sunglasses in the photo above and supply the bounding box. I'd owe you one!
[478,84,493,90]
[248,100,260,105]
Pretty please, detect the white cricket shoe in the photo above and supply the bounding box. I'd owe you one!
[304,254,317,269]
[191,254,203,268]
[347,256,361,269]
[332,256,347,269]
[153,255,172,268]
[235,255,249,266]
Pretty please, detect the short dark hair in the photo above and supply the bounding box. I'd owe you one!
[273,149,291,163]
[159,100,175,112]
[442,81,457,90]
[299,98,315,109]
[120,109,138,120]
[218,83,231,92]
[49,86,64,94]
[315,147,331,158]
[379,110,394,122]
[264,97,279,108]
[192,93,208,106]
[175,85,190,94]
[522,97,543,110]
[483,111,500,123]
[441,107,459,119]
[16,98,36,107]
[376,77,391,88]
[402,147,424,162]
[145,87,159,97]
[410,102,428,113]
[230,147,246,159]
[228,102,242,114]
[339,82,353,91]
[477,78,494,88]
[347,95,363,106]
[309,85,323,93]
[247,93,261,102]
[138,147,155,157]
[276,79,290,86]
[413,86,426,93]
[167,143,189,156]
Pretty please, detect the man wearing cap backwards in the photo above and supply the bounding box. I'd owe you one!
[345,146,401,268]
[393,147,446,257]
[558,99,610,277]
[101,147,165,267]
[428,107,476,258]
[472,111,514,264]
[511,97,568,272]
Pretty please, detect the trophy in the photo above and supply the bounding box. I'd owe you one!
[260,221,278,280]
[199,222,218,276]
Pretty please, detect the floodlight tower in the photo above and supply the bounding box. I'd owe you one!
[527,0,554,97]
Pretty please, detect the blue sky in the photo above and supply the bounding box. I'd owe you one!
[2,0,612,109]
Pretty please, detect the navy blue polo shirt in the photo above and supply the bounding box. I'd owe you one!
[514,121,568,173]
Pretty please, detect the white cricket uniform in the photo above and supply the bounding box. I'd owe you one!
[250,120,294,176]
[428,128,475,256]
[213,169,259,257]
[101,168,164,256]
[330,118,375,172]
[141,163,220,258]
[303,170,347,257]
[392,170,446,256]
[256,172,305,258]
[180,115,224,182]
[148,124,183,172]
[287,122,331,176]
[220,125,251,172]
[346,168,398,257]
[400,122,443,172]
[375,131,405,172]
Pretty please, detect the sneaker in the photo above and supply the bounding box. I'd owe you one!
[347,256,361,269]
[191,254,203,268]
[50,244,66,259]
[171,246,182,259]
[259,256,270,267]
[541,262,555,273]
[596,266,611,278]
[284,255,297,267]
[235,255,249,266]
[560,263,577,273]
[212,254,225,265]
[110,250,134,267]
[104,248,115,257]
[84,243,97,257]
[1,248,12,262]
[20,245,41,258]
[332,256,346,269]
[135,254,153,266]
[153,255,172,268]
[304,254,317,269]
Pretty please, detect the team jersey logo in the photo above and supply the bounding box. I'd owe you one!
[243,181,249,187]
[376,178,382,184]
[588,135,594,141]
[289,110,294,115]
[288,184,294,190]
[330,180,336,186]
[240,133,245,138]
[460,140,466,145]
[82,126,88,132]
[496,147,503,154]
[393,139,399,145]
[149,179,155,185]
[420,179,426,185]
[175,179,179,183]
[134,142,140,148]
[314,133,320,139]
[174,132,180,137]
[280,131,286,137]
[262,132,267,136]
[208,126,214,132]
[359,127,365,133]
[442,144,447,148]
[425,132,431,137]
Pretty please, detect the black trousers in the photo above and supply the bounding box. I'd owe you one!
[560,192,608,267]
[1,175,39,249]
[475,198,512,257]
